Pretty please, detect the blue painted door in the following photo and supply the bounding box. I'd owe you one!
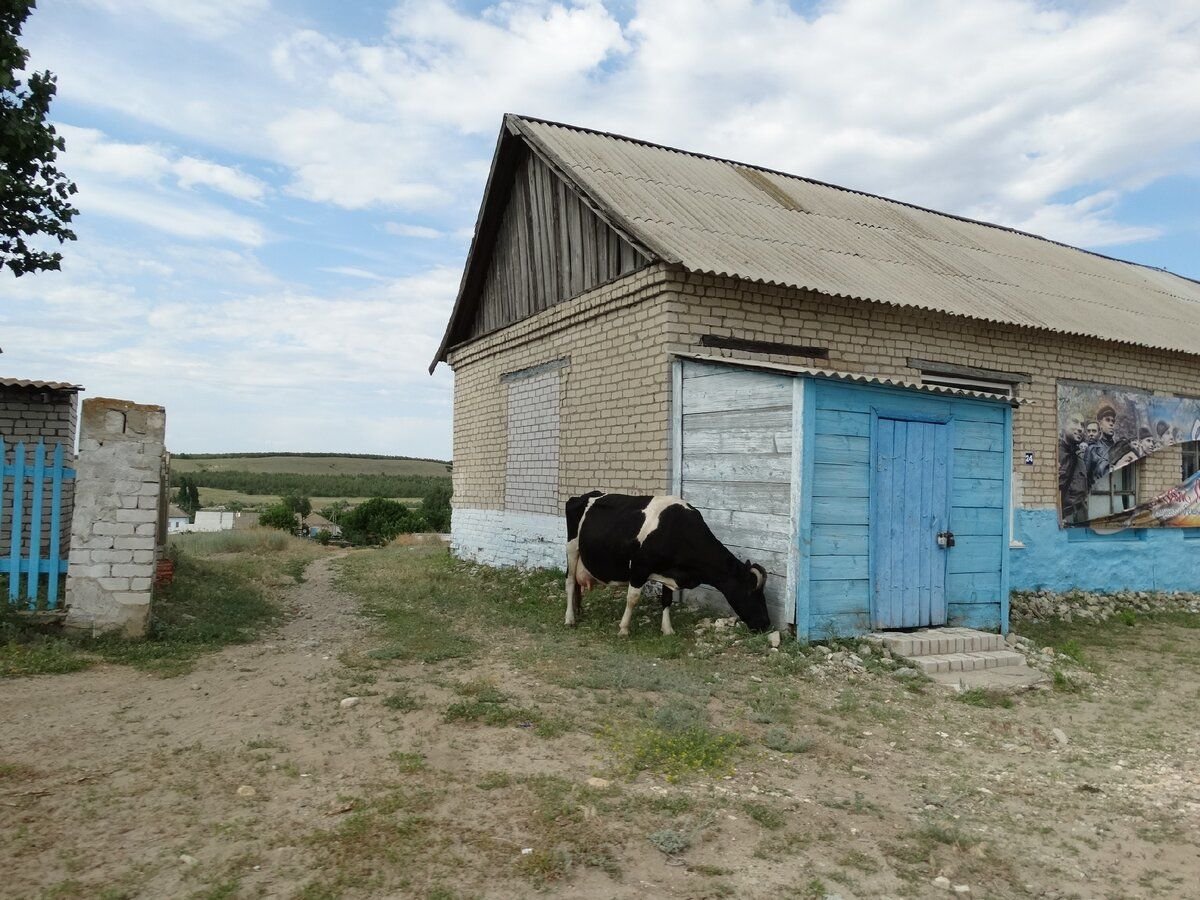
[871,418,951,629]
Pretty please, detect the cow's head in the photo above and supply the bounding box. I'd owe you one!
[729,560,771,632]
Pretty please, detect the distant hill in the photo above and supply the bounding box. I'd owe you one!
[172,453,452,478]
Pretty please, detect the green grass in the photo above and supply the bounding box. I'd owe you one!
[610,723,742,782]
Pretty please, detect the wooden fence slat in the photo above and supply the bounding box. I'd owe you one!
[2,441,74,609]
[0,438,6,584]
[8,442,25,601]
[48,443,65,609]
[27,440,46,606]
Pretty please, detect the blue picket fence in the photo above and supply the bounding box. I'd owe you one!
[1,439,75,609]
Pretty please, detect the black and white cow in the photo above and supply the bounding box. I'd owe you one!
[564,491,772,636]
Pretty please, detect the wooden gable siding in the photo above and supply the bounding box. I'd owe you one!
[678,360,794,629]
[468,149,648,341]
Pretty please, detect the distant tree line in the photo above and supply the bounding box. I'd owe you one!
[174,452,451,468]
[179,470,450,500]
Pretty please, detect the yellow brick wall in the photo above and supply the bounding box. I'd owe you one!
[447,264,1200,516]
[448,265,676,509]
[666,271,1200,508]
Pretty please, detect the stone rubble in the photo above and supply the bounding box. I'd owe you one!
[1012,588,1200,624]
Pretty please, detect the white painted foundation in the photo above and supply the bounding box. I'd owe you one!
[452,507,564,569]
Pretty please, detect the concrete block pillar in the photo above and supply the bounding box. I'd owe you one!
[65,398,167,637]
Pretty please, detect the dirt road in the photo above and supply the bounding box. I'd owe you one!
[4,551,1200,899]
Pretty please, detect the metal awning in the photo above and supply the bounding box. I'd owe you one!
[674,352,1029,406]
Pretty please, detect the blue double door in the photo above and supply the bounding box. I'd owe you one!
[871,417,951,629]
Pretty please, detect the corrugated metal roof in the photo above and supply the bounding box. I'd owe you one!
[0,377,83,392]
[511,115,1200,357]
[676,353,1026,405]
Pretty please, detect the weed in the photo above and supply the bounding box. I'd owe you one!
[477,772,513,790]
[1052,668,1086,693]
[956,688,1014,709]
[382,689,421,712]
[742,801,786,830]
[389,751,426,773]
[837,848,880,873]
[1119,609,1137,626]
[763,726,813,754]
[648,828,691,855]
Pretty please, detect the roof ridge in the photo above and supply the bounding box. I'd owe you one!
[508,113,1200,291]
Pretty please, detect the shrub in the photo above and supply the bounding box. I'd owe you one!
[340,497,426,545]
[420,482,452,533]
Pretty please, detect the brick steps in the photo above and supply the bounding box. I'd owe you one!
[866,627,1047,690]
[870,626,1005,657]
[907,649,1025,674]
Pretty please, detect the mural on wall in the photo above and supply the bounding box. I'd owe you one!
[1087,471,1200,530]
[1057,381,1200,526]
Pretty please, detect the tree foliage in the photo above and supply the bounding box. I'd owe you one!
[420,482,452,533]
[281,493,312,518]
[180,469,449,501]
[259,504,298,532]
[1,1,78,276]
[339,498,425,546]
[172,475,201,518]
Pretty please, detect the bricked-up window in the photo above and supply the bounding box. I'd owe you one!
[1087,467,1137,519]
[502,361,565,516]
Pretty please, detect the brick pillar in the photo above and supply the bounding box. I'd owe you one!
[64,399,167,637]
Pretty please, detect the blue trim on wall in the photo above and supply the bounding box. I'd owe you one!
[797,380,816,639]
[1012,508,1200,592]
[999,405,1012,634]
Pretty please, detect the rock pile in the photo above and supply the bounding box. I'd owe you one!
[1011,588,1200,624]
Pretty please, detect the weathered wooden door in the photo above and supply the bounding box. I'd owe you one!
[871,418,951,629]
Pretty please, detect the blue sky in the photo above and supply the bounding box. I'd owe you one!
[2,0,1198,459]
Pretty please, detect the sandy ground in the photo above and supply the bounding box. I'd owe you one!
[3,553,1200,899]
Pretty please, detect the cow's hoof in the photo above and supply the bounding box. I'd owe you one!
[565,621,577,628]
[618,629,630,638]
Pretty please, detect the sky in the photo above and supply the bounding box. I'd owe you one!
[2,0,1198,460]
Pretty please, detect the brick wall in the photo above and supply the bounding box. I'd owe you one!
[0,386,78,557]
[447,265,1200,570]
[664,271,1200,510]
[448,265,676,510]
[65,398,166,637]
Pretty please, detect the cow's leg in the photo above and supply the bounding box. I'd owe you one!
[618,584,642,637]
[660,586,675,636]
[565,538,580,627]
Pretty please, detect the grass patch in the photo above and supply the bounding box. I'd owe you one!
[611,723,742,782]
[2,534,322,678]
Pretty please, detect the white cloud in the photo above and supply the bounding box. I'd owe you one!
[79,183,266,246]
[385,223,443,239]
[991,190,1162,248]
[80,0,270,38]
[267,109,447,209]
[321,266,388,281]
[174,157,266,201]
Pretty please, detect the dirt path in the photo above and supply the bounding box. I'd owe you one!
[1,553,391,898]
